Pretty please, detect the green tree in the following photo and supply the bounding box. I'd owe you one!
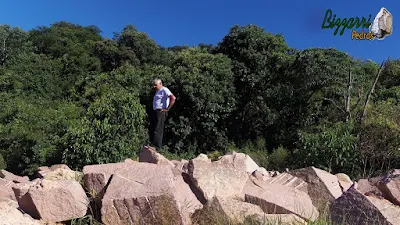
[214,24,290,148]
[163,47,236,154]
[61,84,147,170]
[115,25,163,65]
[4,53,64,99]
[294,121,359,176]
[358,101,400,177]
[28,21,102,95]
[0,93,81,176]
[93,38,140,72]
[0,25,32,67]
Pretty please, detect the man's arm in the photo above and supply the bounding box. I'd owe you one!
[166,94,176,111]
[162,87,176,112]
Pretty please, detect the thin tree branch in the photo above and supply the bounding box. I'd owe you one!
[345,68,352,121]
[350,89,362,112]
[359,58,388,126]
[323,97,346,114]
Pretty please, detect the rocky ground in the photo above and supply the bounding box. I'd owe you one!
[1,146,400,225]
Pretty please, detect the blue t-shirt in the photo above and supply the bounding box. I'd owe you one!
[153,87,172,110]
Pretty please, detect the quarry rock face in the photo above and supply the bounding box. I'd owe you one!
[331,186,400,225]
[1,148,400,225]
[0,178,16,201]
[208,196,306,224]
[219,152,260,174]
[100,163,180,225]
[82,161,137,200]
[336,173,353,192]
[0,198,42,225]
[187,152,249,201]
[377,170,400,206]
[243,178,319,222]
[0,169,29,183]
[139,145,175,167]
[12,178,89,222]
[288,166,343,211]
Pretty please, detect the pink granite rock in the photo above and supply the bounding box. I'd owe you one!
[101,162,202,225]
[331,185,400,225]
[12,179,89,222]
[0,170,29,183]
[288,166,343,211]
[139,146,175,167]
[243,178,319,222]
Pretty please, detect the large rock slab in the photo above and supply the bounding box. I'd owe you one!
[209,196,305,224]
[43,168,82,181]
[171,159,190,173]
[331,185,400,225]
[356,176,384,197]
[12,179,89,222]
[49,164,71,171]
[101,163,201,225]
[188,153,249,201]
[209,196,265,223]
[252,171,308,193]
[243,178,319,222]
[0,178,16,201]
[377,170,400,206]
[336,173,353,192]
[37,164,80,181]
[82,161,136,198]
[220,152,259,174]
[252,167,270,180]
[37,166,51,178]
[0,198,41,225]
[0,169,29,183]
[172,169,204,224]
[288,166,343,210]
[139,146,175,167]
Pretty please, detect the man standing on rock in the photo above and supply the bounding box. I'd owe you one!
[150,78,176,151]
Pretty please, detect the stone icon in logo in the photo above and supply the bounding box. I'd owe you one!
[369,7,393,40]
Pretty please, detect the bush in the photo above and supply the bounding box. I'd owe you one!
[61,88,147,170]
[294,121,359,176]
[267,146,290,171]
[163,47,236,155]
[0,153,6,170]
[235,138,269,168]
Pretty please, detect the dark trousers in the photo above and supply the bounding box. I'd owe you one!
[150,110,168,150]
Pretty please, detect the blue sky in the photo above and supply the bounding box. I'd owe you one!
[1,0,398,63]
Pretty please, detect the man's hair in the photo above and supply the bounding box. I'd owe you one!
[153,78,162,85]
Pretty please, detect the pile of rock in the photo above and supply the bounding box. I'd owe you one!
[0,146,399,225]
[0,165,86,225]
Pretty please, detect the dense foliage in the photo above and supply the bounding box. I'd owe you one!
[0,22,399,179]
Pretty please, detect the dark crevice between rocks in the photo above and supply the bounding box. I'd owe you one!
[181,172,207,205]
[86,173,115,223]
[12,187,41,220]
[377,181,400,206]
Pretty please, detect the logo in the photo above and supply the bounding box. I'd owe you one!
[370,8,393,40]
[321,8,393,41]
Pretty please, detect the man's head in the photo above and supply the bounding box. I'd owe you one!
[153,78,163,90]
